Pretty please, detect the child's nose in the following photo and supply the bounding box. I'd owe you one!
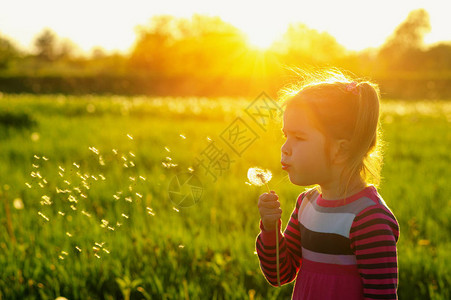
[281,141,290,156]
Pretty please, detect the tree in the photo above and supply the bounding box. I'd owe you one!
[34,28,57,61]
[378,9,431,71]
[0,35,19,69]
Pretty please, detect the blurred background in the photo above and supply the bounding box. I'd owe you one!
[0,0,450,99]
[0,1,450,299]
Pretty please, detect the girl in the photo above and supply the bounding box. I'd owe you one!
[256,71,399,300]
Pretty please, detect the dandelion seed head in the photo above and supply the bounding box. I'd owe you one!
[247,167,272,187]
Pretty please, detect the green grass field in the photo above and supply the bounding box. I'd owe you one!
[0,94,450,299]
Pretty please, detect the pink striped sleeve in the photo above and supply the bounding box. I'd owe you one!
[256,193,304,286]
[350,204,400,300]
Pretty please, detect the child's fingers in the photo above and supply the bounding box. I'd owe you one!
[259,207,282,216]
[258,192,278,202]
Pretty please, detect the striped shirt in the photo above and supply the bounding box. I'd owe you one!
[256,185,399,300]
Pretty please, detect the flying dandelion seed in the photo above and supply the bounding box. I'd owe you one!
[108,226,115,231]
[89,147,99,155]
[32,164,39,168]
[136,193,142,198]
[91,175,98,181]
[180,134,186,139]
[164,146,170,152]
[116,222,122,227]
[188,167,194,173]
[206,136,211,141]
[75,246,82,252]
[102,248,110,254]
[38,182,44,188]
[127,134,133,140]
[58,211,65,216]
[40,195,52,205]
[178,245,185,249]
[80,194,87,199]
[66,232,72,237]
[129,177,136,181]
[129,151,135,157]
[100,220,109,228]
[70,205,77,211]
[34,155,40,159]
[121,155,127,162]
[59,256,65,260]
[38,212,49,221]
[42,156,49,161]
[95,254,101,259]
[166,157,172,161]
[99,156,105,166]
[59,166,65,172]
[125,197,132,202]
[113,195,120,200]
[129,161,135,167]
[173,207,180,213]
[121,214,129,219]
[112,149,118,155]
[139,176,146,181]
[59,172,64,177]
[81,210,91,217]
[99,174,106,180]
[64,180,71,185]
[25,182,32,188]
[73,162,80,169]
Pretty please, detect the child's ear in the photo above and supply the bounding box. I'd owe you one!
[331,139,351,164]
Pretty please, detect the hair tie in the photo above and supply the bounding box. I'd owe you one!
[345,81,359,95]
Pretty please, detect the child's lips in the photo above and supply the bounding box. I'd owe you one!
[281,162,290,170]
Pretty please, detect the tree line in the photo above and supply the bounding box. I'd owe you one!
[0,9,450,98]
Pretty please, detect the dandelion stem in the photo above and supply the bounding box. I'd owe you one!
[276,219,280,287]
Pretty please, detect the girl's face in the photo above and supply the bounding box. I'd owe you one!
[281,105,332,186]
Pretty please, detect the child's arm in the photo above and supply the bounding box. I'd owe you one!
[256,193,304,286]
[350,204,399,300]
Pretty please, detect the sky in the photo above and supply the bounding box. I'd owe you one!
[0,0,449,54]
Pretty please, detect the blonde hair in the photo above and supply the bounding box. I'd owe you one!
[279,68,384,193]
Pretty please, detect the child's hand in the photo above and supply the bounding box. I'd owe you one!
[258,191,282,231]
